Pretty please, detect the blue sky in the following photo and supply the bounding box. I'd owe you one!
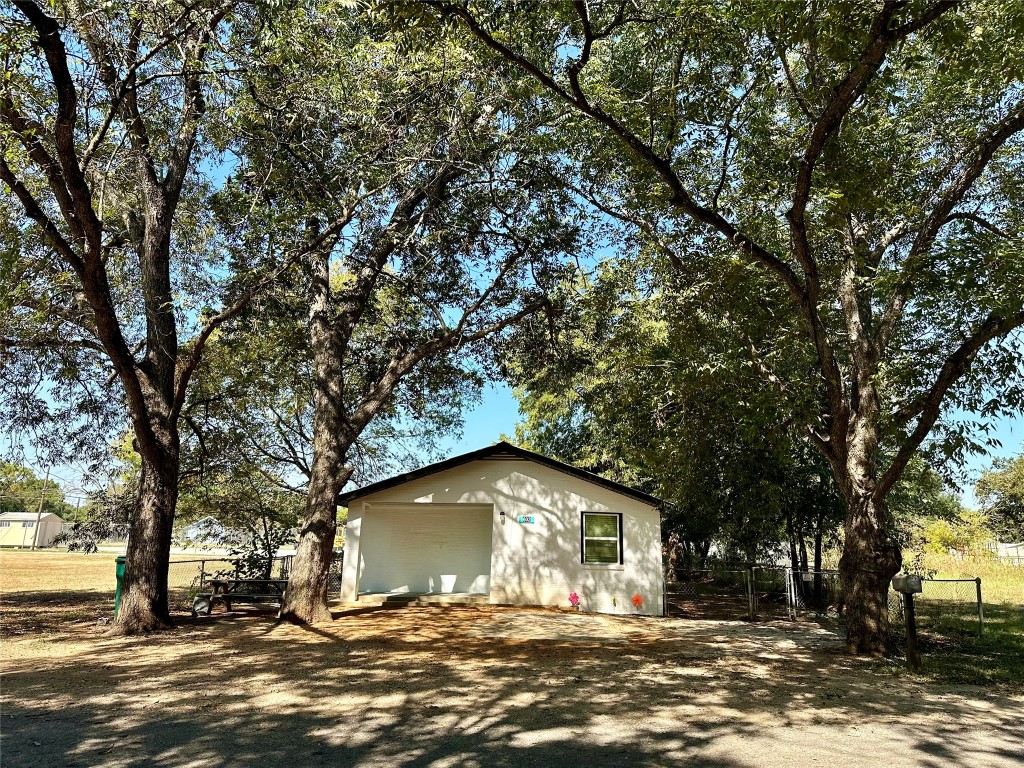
[434,382,522,456]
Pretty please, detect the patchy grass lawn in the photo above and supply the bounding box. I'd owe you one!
[883,603,1024,688]
[881,554,1024,688]
[1,551,115,637]
[0,550,118,593]
[2,552,1023,768]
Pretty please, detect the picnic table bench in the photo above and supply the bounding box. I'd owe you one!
[192,578,289,617]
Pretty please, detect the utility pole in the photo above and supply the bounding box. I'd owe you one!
[31,468,50,550]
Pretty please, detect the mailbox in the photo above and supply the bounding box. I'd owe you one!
[891,573,923,594]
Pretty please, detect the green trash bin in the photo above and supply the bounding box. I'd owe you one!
[114,555,127,618]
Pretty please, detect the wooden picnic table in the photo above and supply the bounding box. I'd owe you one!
[192,578,289,617]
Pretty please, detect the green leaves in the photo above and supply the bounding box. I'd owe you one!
[420,0,1024,491]
[510,248,834,558]
[186,2,584,489]
[976,454,1024,540]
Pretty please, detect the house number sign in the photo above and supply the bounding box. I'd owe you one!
[517,515,535,524]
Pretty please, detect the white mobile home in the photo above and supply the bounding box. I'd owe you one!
[339,442,664,616]
[0,511,64,548]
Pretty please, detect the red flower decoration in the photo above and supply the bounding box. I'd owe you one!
[631,593,643,607]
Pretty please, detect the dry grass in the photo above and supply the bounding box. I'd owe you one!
[0,551,236,636]
[920,553,1024,605]
[0,550,239,594]
[0,550,117,594]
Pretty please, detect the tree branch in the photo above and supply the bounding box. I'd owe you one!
[13,0,104,253]
[164,7,228,208]
[169,213,352,420]
[351,298,545,432]
[0,156,85,273]
[878,100,1024,352]
[878,309,1024,498]
[426,1,804,300]
[941,211,1014,240]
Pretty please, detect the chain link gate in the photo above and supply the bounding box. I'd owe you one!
[666,564,793,621]
[785,568,843,620]
[751,566,790,619]
[665,564,756,620]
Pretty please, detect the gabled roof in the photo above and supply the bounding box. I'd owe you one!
[337,441,663,507]
[0,511,63,521]
[182,515,223,527]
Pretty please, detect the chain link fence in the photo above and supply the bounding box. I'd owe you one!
[665,564,753,620]
[665,564,796,620]
[167,558,238,612]
[889,577,984,637]
[667,562,983,636]
[165,553,344,613]
[786,569,843,620]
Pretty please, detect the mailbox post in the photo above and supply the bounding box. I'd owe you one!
[892,573,923,671]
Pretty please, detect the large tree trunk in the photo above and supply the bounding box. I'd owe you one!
[838,493,901,654]
[280,456,352,624]
[115,436,179,633]
[280,248,353,624]
[837,413,901,654]
[666,531,679,582]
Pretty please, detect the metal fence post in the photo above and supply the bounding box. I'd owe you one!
[785,567,793,620]
[745,567,755,620]
[976,577,984,636]
[904,591,922,672]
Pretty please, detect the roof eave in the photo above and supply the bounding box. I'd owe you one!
[336,441,663,508]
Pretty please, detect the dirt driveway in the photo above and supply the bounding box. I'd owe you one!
[2,605,1022,767]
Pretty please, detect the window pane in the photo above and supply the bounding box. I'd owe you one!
[584,539,619,564]
[22,521,34,528]
[584,514,618,538]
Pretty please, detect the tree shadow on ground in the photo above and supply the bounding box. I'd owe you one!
[0,590,111,636]
[2,606,1022,768]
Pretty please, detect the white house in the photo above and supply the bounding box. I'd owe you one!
[339,442,664,616]
[0,511,64,548]
[179,515,229,543]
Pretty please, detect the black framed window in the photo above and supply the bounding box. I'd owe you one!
[581,512,622,564]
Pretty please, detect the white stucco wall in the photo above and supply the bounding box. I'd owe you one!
[340,458,664,616]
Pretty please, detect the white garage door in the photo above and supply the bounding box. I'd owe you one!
[359,504,493,594]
